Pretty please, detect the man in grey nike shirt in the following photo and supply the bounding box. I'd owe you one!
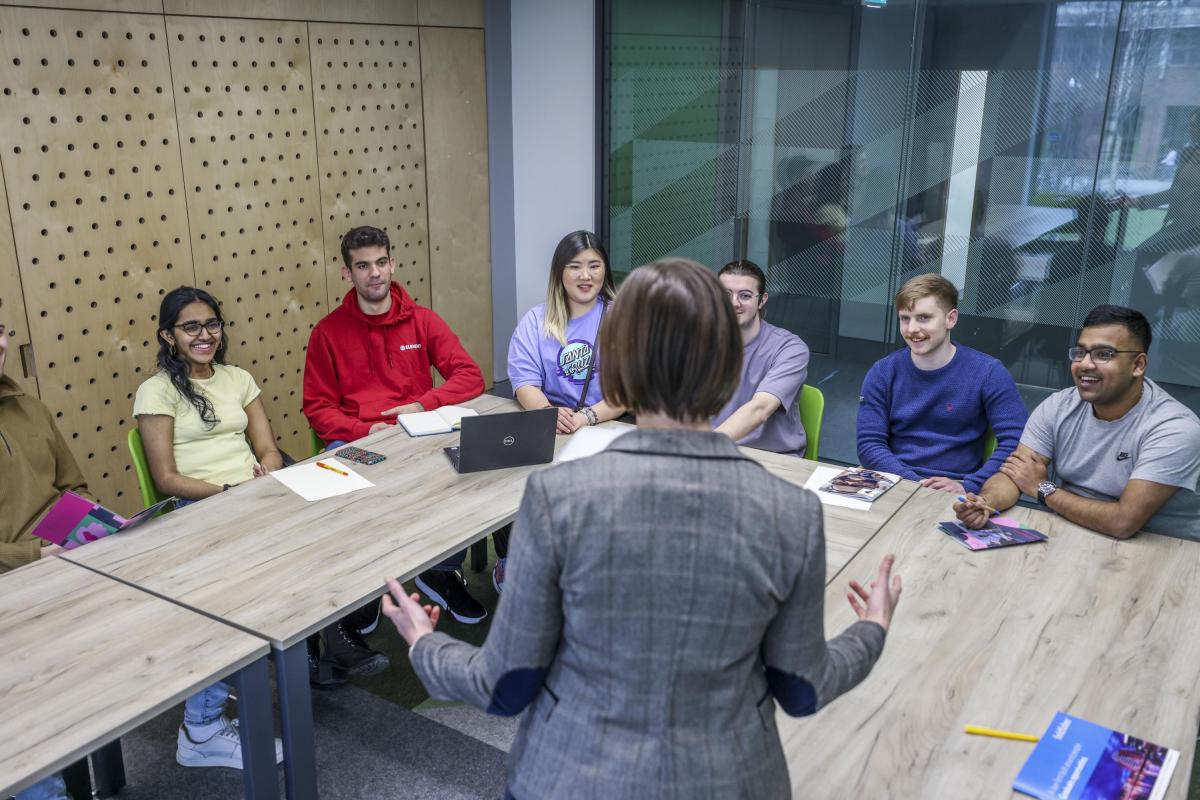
[954,305,1200,540]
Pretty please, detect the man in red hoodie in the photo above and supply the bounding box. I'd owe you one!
[304,226,488,678]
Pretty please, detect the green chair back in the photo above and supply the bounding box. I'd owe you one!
[127,427,167,509]
[799,384,825,461]
[309,428,324,457]
[983,428,997,461]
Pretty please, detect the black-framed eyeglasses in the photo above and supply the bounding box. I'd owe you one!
[175,319,224,337]
[725,289,761,304]
[1067,346,1140,364]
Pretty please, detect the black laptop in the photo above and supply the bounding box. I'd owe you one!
[443,408,557,473]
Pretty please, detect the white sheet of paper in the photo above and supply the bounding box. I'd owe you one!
[804,465,882,512]
[270,458,375,501]
[556,424,633,462]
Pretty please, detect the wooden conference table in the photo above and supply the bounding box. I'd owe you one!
[778,486,1200,799]
[0,557,278,800]
[60,394,916,799]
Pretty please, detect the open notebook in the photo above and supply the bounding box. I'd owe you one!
[396,405,478,436]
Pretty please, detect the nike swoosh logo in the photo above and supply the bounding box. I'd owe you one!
[1116,453,1130,461]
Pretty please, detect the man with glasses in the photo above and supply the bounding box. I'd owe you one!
[712,260,810,456]
[956,305,1200,539]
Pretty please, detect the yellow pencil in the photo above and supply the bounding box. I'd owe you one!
[964,724,1039,743]
[315,460,349,477]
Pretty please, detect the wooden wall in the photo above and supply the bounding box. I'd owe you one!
[0,0,490,514]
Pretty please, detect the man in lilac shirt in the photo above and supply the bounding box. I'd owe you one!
[856,273,1027,494]
[713,260,811,456]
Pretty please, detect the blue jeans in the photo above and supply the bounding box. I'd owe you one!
[15,773,68,800]
[323,441,465,572]
[183,681,230,727]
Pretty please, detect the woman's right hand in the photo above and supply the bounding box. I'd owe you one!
[846,554,902,631]
[555,406,581,434]
[382,576,440,647]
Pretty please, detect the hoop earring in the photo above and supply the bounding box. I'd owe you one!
[169,343,177,358]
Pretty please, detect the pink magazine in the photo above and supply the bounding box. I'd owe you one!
[31,491,174,549]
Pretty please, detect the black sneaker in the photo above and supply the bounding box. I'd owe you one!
[319,619,390,677]
[347,597,382,637]
[307,635,348,690]
[415,570,487,624]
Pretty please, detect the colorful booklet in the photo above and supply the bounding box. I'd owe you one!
[818,468,896,503]
[31,491,175,549]
[1014,712,1178,800]
[938,519,1048,550]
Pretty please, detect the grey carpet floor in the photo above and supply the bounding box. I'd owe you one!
[413,701,521,753]
[107,683,508,800]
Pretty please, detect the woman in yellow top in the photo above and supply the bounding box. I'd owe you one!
[134,287,282,500]
[133,286,284,772]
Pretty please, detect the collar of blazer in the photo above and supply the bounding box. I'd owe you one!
[606,427,763,464]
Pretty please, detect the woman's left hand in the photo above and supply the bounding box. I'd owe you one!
[252,462,269,478]
[381,576,440,646]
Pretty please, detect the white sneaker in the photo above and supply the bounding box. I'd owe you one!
[176,717,284,769]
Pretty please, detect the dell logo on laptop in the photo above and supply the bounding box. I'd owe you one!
[503,436,516,446]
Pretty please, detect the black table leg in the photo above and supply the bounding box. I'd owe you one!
[274,642,318,800]
[90,739,125,798]
[60,757,91,799]
[233,655,281,800]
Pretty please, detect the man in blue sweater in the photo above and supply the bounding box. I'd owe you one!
[856,273,1027,495]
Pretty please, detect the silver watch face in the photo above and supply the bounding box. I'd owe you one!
[1038,481,1057,496]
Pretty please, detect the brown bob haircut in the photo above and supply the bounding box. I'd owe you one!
[599,258,743,422]
[894,272,958,313]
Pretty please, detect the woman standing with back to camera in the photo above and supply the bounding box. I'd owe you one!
[383,258,902,799]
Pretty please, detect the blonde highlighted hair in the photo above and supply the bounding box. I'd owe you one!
[542,230,616,344]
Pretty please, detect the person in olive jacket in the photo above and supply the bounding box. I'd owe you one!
[0,318,92,573]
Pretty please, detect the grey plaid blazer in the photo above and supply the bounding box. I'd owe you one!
[411,429,886,799]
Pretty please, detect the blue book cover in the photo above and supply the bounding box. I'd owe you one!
[1014,712,1178,800]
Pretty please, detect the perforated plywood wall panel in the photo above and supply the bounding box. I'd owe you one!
[417,0,483,28]
[0,6,494,513]
[0,161,39,397]
[163,0,417,25]
[166,15,326,456]
[421,27,492,382]
[0,7,193,512]
[309,23,430,309]
[11,1,164,13]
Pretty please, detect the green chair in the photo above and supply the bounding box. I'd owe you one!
[983,428,997,460]
[799,384,825,461]
[309,428,324,457]
[127,428,168,509]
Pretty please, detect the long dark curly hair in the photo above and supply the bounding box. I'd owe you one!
[156,286,228,430]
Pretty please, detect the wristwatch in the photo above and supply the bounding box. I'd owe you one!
[1037,481,1057,506]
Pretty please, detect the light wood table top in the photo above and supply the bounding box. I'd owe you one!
[778,487,1200,799]
[64,394,917,648]
[64,394,528,649]
[741,448,918,582]
[0,557,269,797]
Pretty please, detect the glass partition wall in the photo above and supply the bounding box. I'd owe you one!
[601,0,1200,464]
